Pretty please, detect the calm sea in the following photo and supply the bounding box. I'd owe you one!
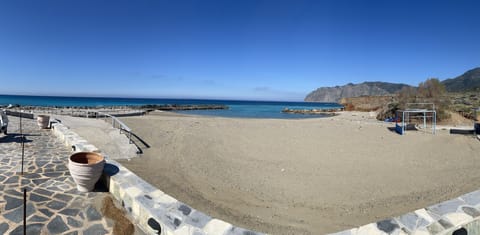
[0,95,342,119]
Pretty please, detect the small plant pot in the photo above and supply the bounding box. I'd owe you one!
[68,152,105,192]
[37,115,50,129]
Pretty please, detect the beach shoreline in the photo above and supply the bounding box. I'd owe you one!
[113,111,480,234]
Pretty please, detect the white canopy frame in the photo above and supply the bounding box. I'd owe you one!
[395,103,436,135]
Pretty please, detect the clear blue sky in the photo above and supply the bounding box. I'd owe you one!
[0,0,479,101]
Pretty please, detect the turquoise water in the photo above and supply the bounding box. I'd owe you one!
[0,95,342,119]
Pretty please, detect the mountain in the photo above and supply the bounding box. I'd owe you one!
[304,82,411,102]
[442,67,480,92]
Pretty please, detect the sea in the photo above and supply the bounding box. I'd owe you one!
[0,95,343,119]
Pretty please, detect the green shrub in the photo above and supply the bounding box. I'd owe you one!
[397,78,451,121]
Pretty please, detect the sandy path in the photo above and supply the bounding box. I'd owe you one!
[118,111,480,234]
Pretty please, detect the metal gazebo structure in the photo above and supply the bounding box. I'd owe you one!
[395,103,437,135]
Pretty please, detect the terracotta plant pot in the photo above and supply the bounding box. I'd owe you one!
[68,152,105,192]
[37,115,50,129]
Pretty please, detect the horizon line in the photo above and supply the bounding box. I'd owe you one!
[0,93,307,103]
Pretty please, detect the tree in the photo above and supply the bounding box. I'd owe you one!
[418,78,446,99]
[396,78,450,121]
[378,78,451,121]
[398,86,417,108]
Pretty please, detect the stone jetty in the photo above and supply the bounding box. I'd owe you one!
[282,108,342,115]
[140,104,228,111]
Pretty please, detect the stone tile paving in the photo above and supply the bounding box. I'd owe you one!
[0,116,113,234]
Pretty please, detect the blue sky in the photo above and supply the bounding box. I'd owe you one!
[0,0,478,101]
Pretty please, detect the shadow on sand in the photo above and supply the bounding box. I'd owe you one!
[387,124,418,134]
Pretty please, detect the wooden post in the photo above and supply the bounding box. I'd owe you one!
[23,188,27,235]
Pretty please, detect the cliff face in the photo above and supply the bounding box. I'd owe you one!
[305,82,411,102]
[305,67,480,102]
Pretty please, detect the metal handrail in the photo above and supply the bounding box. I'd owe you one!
[96,111,133,144]
[96,112,131,131]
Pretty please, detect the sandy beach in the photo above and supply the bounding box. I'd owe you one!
[116,111,480,234]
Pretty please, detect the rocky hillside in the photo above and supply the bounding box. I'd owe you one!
[305,82,411,102]
[442,67,480,92]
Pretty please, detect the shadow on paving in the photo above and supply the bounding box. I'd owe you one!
[0,133,37,144]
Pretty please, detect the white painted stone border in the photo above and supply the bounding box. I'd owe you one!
[329,188,480,233]
[51,121,265,235]
[329,193,480,235]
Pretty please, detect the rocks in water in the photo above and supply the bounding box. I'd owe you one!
[7,104,229,116]
[282,108,341,115]
[141,104,229,111]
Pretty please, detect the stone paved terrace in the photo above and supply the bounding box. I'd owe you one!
[0,116,115,234]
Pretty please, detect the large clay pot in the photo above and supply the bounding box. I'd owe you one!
[68,152,105,192]
[37,115,50,129]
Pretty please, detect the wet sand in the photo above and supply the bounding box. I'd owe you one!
[118,111,480,234]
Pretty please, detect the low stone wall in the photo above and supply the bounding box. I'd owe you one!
[330,190,480,235]
[5,110,34,119]
[51,121,265,235]
[51,122,99,153]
